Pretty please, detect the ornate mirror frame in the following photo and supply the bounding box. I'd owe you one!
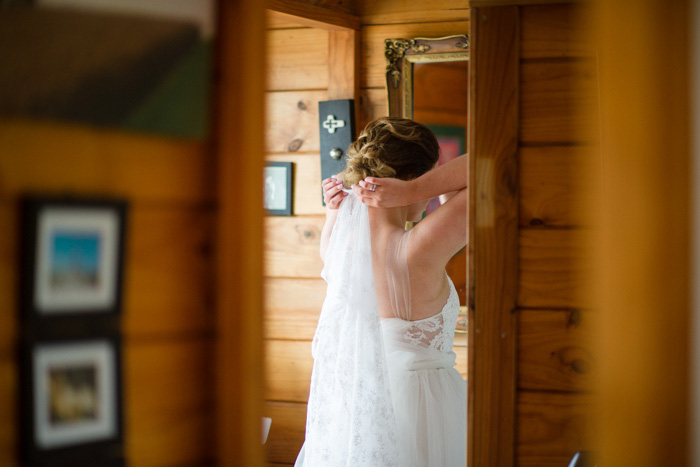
[384,34,470,118]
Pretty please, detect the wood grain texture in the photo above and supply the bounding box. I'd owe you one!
[520,3,593,60]
[519,145,599,228]
[265,339,313,403]
[359,88,388,129]
[469,7,519,466]
[266,28,329,91]
[265,154,324,216]
[0,358,17,467]
[0,119,212,203]
[356,0,469,25]
[123,205,215,338]
[124,338,215,466]
[520,59,599,145]
[267,0,359,31]
[518,229,592,309]
[264,278,325,340]
[361,21,469,89]
[329,29,360,101]
[265,90,328,154]
[263,216,325,278]
[266,10,309,29]
[264,401,307,465]
[516,391,594,467]
[215,2,266,465]
[517,309,594,392]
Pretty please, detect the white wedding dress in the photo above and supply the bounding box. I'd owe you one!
[295,193,466,467]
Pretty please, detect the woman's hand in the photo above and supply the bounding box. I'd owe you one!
[323,177,347,209]
[352,177,414,208]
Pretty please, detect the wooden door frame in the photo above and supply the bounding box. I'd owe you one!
[214,1,266,465]
[467,6,519,467]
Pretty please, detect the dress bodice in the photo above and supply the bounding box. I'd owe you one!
[380,276,460,372]
[381,275,459,352]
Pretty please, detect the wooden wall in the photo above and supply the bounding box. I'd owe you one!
[515,3,596,465]
[0,120,216,466]
[262,2,469,464]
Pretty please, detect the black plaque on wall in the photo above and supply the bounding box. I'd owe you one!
[318,99,355,191]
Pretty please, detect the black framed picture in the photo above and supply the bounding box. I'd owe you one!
[20,335,124,465]
[263,161,293,216]
[20,197,127,321]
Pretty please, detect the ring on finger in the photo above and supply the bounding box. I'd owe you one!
[369,183,377,192]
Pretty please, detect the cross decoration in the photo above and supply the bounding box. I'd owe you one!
[323,114,345,134]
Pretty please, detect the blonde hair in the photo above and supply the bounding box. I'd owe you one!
[342,117,440,188]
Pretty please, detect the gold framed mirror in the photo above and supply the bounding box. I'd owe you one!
[384,34,469,118]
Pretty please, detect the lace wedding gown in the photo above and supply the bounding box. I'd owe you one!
[295,193,466,467]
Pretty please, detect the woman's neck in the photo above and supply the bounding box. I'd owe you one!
[368,205,410,231]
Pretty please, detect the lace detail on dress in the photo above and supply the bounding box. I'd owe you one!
[397,277,460,353]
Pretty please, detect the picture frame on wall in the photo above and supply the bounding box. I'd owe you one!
[20,336,124,465]
[19,197,127,321]
[263,161,293,216]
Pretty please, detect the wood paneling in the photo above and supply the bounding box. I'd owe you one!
[125,338,214,466]
[518,229,591,309]
[0,358,16,467]
[0,119,212,203]
[359,88,388,129]
[520,4,593,60]
[361,21,469,89]
[519,145,599,228]
[356,0,469,25]
[516,391,594,467]
[264,401,307,465]
[0,203,17,356]
[518,309,594,392]
[265,90,328,154]
[123,206,215,338]
[266,28,329,91]
[264,216,324,278]
[520,59,599,145]
[264,278,325,340]
[265,339,313,402]
[469,6,519,466]
[266,154,324,216]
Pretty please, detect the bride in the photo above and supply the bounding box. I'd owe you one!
[295,117,467,466]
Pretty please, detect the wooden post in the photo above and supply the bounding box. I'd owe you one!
[468,6,519,467]
[593,1,691,465]
[214,1,266,465]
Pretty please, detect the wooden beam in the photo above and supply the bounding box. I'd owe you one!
[470,0,586,6]
[468,6,519,467]
[267,0,360,31]
[215,1,266,465]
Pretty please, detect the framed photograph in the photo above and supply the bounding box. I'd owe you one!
[20,336,123,464]
[263,162,293,216]
[20,197,127,319]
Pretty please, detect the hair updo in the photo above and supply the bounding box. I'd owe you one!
[342,117,440,188]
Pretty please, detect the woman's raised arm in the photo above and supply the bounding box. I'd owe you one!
[352,153,467,208]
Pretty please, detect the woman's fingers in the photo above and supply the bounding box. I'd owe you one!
[323,177,347,208]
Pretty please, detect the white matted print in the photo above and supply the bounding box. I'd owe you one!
[33,340,118,449]
[264,162,293,216]
[35,207,120,313]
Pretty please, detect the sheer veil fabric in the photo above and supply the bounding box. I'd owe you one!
[296,193,400,466]
[296,192,466,467]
